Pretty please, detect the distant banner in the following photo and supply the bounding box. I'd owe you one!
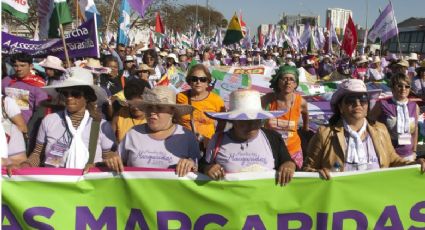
[1,18,99,59]
[2,166,425,229]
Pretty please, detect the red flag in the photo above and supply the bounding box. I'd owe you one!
[341,15,357,56]
[155,11,165,34]
[239,14,247,37]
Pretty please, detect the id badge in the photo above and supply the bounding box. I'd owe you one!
[398,133,412,145]
[45,142,68,167]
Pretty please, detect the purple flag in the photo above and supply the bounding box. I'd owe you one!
[368,2,398,43]
[2,18,99,59]
[128,0,154,18]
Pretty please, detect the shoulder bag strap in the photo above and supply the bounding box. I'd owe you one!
[87,120,101,165]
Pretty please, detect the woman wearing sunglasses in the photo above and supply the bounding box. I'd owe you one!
[304,79,424,179]
[370,73,419,161]
[8,67,123,173]
[176,64,226,151]
[119,86,200,177]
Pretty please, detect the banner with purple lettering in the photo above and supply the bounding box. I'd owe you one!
[2,166,425,229]
[1,17,99,59]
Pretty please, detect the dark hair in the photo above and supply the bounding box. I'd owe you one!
[124,79,151,100]
[11,53,33,64]
[102,55,118,66]
[329,94,371,125]
[142,49,159,67]
[186,64,212,83]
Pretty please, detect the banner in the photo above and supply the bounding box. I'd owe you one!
[2,166,425,229]
[2,17,99,59]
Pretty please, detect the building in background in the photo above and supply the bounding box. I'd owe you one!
[280,13,320,27]
[384,17,425,55]
[326,8,352,36]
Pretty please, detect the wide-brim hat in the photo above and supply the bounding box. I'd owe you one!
[205,89,286,120]
[416,61,425,73]
[42,67,107,103]
[136,64,155,74]
[39,56,66,72]
[372,56,381,64]
[330,79,381,112]
[356,55,368,64]
[166,53,178,63]
[136,86,193,115]
[395,60,409,68]
[83,58,111,74]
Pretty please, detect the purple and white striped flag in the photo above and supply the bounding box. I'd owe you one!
[368,2,398,43]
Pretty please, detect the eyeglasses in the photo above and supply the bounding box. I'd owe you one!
[58,89,84,99]
[279,77,296,83]
[343,94,368,106]
[189,76,208,83]
[395,84,411,90]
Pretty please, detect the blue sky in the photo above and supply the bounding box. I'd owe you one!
[176,0,424,30]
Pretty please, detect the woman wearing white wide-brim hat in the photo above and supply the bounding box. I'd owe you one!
[39,55,66,85]
[118,86,201,177]
[365,56,385,82]
[200,89,296,186]
[7,67,123,174]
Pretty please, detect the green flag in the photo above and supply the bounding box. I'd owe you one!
[222,13,244,45]
[2,0,29,21]
[48,0,73,38]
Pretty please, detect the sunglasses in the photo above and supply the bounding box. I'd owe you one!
[395,84,410,89]
[58,89,84,99]
[189,76,208,83]
[343,94,368,106]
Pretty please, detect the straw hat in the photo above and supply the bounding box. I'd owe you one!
[42,67,107,103]
[39,56,66,72]
[136,86,193,115]
[395,59,409,68]
[356,55,368,64]
[136,64,155,74]
[83,58,111,74]
[205,89,286,120]
[159,51,168,57]
[372,56,381,64]
[330,79,381,112]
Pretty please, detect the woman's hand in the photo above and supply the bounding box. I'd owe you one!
[176,159,197,177]
[103,153,124,173]
[318,168,332,180]
[6,161,32,177]
[277,161,296,186]
[206,164,225,180]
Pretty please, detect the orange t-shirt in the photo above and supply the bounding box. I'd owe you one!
[116,107,146,141]
[265,93,302,155]
[176,91,225,139]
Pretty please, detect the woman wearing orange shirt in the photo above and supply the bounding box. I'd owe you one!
[261,65,309,169]
[176,64,226,151]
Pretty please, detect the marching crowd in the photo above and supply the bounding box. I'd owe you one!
[2,42,425,184]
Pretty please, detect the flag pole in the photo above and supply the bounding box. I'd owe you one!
[106,0,117,41]
[389,0,402,57]
[59,24,71,67]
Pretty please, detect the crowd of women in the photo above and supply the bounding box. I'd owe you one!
[2,44,425,184]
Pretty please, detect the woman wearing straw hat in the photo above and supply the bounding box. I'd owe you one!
[352,55,368,80]
[39,56,66,85]
[304,79,424,179]
[176,64,226,152]
[135,64,155,82]
[201,89,296,186]
[365,56,384,82]
[119,86,200,177]
[8,67,122,173]
[261,65,309,169]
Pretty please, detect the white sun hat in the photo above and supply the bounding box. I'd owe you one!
[205,89,286,120]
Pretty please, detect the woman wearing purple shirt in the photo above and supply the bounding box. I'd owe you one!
[201,89,296,186]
